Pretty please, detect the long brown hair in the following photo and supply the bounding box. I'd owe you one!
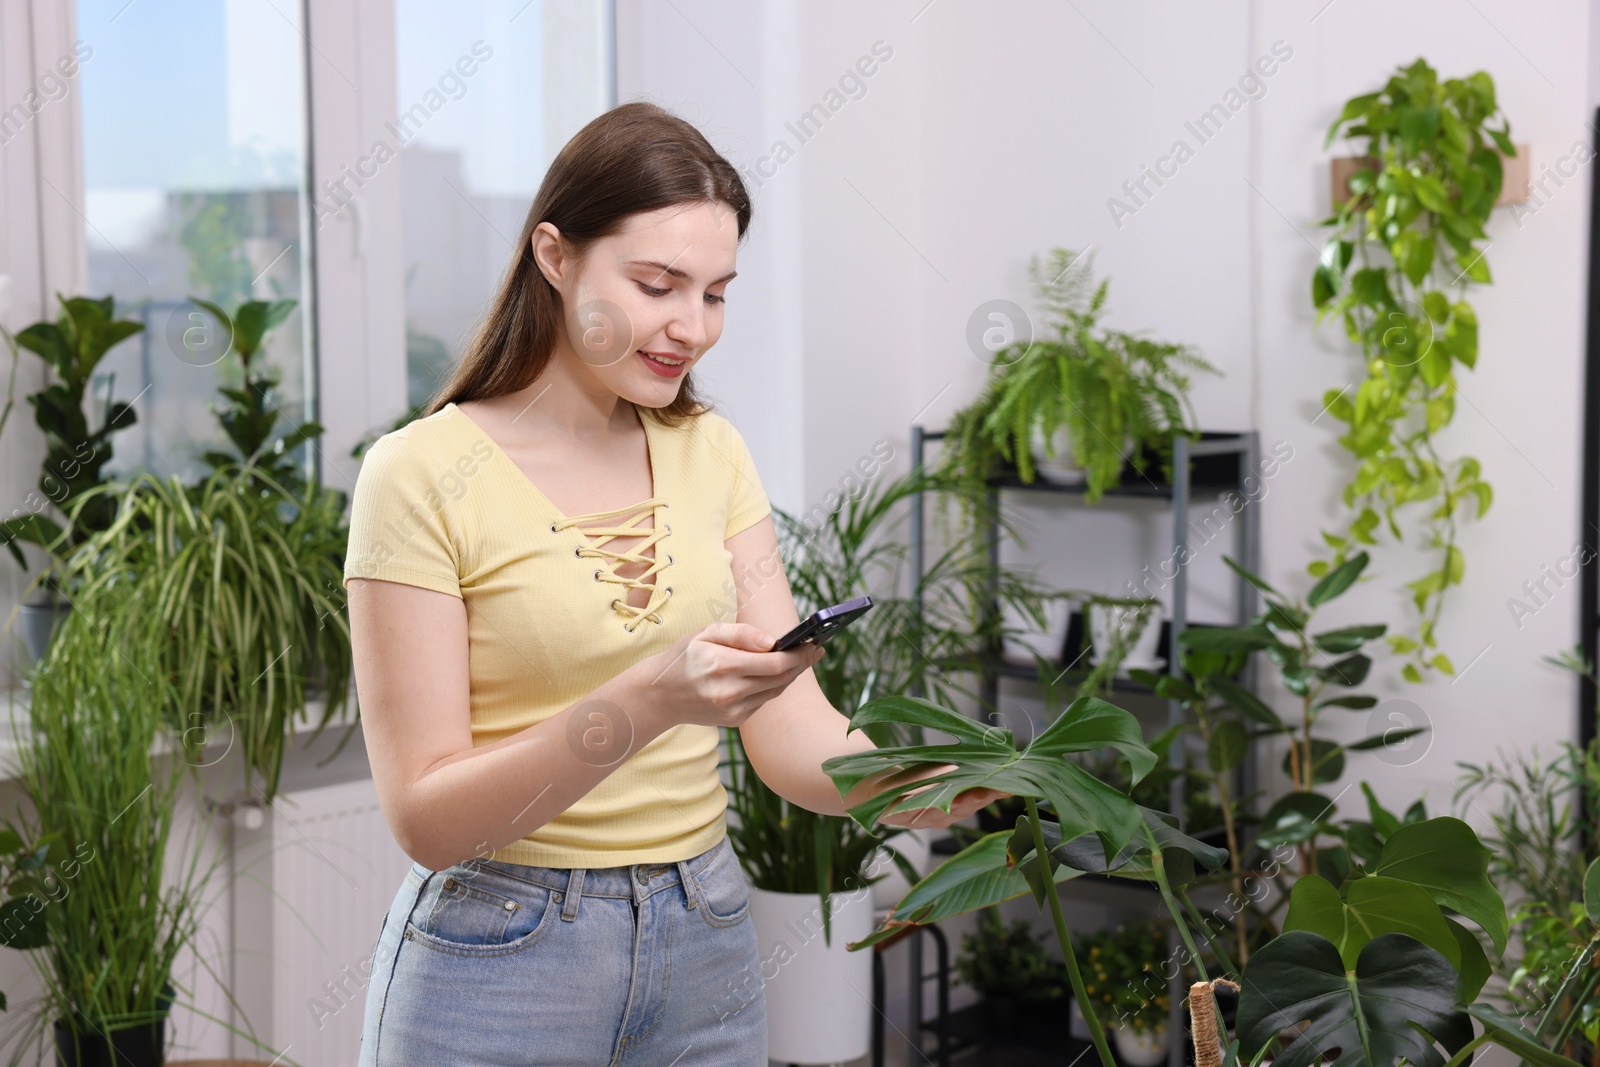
[424,101,752,428]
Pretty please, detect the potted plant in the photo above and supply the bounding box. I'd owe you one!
[3,576,287,1066]
[819,689,1582,1067]
[51,461,353,802]
[953,907,1064,1033]
[0,294,144,667]
[720,467,1062,1063]
[1077,920,1171,1065]
[1311,59,1510,683]
[1456,736,1600,1058]
[937,248,1220,523]
[1082,592,1162,672]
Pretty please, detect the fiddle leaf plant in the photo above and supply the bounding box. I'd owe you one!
[1313,58,1513,683]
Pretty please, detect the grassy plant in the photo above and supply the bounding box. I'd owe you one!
[53,463,353,800]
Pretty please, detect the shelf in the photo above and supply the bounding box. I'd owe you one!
[980,430,1259,501]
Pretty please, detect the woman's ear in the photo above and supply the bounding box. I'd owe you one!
[529,221,568,290]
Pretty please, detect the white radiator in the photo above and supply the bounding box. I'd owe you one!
[232,776,412,1067]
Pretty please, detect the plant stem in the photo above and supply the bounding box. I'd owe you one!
[1179,889,1239,978]
[1439,1033,1492,1067]
[1539,932,1600,1046]
[1025,798,1116,1067]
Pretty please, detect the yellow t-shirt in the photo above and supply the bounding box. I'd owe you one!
[342,401,772,868]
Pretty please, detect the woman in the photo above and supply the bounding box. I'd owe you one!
[346,101,1002,1067]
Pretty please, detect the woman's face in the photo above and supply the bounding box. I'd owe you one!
[535,200,739,409]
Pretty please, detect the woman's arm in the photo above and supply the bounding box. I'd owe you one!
[730,515,1003,825]
[353,575,697,870]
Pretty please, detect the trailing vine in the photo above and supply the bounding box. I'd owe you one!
[1312,58,1512,683]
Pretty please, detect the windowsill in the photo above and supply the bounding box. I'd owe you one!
[0,681,362,785]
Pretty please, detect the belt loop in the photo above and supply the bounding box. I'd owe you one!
[561,867,586,921]
[676,859,701,911]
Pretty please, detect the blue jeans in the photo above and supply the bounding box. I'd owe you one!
[358,834,766,1065]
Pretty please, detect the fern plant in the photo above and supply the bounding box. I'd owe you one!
[938,248,1219,536]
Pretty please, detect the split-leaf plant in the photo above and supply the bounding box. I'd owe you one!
[1312,58,1511,683]
[824,690,1578,1064]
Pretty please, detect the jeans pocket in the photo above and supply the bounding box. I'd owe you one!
[405,871,558,957]
[693,841,751,928]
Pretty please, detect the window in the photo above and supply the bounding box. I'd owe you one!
[393,0,616,411]
[76,0,313,482]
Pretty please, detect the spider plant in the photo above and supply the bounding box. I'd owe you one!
[50,462,353,800]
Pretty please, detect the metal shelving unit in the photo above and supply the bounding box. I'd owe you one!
[904,425,1265,1067]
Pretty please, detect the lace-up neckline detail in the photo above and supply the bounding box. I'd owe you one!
[552,499,673,632]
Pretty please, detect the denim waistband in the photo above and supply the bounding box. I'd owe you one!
[409,834,733,916]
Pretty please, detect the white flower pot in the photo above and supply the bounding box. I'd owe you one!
[1114,1023,1169,1066]
[1028,423,1087,484]
[1001,597,1071,663]
[1087,601,1163,669]
[748,884,876,1064]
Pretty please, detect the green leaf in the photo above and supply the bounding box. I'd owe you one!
[1362,782,1401,838]
[1210,677,1282,727]
[1347,727,1426,751]
[1207,719,1249,774]
[1223,554,1282,598]
[1307,551,1369,606]
[1282,738,1346,785]
[1585,856,1600,925]
[1179,624,1278,653]
[824,694,1156,864]
[1284,874,1461,970]
[1469,1005,1587,1067]
[1312,624,1386,655]
[847,831,1080,949]
[1237,932,1473,1067]
[1444,917,1491,1001]
[1323,653,1372,687]
[1258,791,1337,848]
[1372,817,1508,953]
[1315,694,1379,712]
[1027,806,1229,889]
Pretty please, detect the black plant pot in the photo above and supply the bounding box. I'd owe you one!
[52,1018,165,1067]
[53,985,174,1067]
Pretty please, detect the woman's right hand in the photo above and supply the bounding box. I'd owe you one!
[632,621,824,731]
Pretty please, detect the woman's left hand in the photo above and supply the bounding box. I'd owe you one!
[872,763,1010,830]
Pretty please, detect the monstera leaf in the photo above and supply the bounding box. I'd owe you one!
[1284,874,1461,971]
[1007,805,1229,890]
[823,694,1157,863]
[1237,931,1473,1067]
[1371,816,1507,954]
[845,830,1084,950]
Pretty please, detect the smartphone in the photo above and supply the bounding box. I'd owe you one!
[771,596,875,652]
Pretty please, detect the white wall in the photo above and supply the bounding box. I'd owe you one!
[618,0,1593,804]
[618,0,1596,1045]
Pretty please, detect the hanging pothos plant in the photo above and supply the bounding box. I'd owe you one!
[1311,57,1512,684]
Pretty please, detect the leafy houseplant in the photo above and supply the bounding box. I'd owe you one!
[821,690,1581,1067]
[953,907,1064,1030]
[1130,551,1420,965]
[938,247,1220,519]
[50,463,354,801]
[723,466,1062,934]
[190,297,324,497]
[1312,58,1511,683]
[1076,920,1170,1032]
[0,295,143,626]
[1456,739,1600,1056]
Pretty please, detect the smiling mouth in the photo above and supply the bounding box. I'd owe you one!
[639,351,688,367]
